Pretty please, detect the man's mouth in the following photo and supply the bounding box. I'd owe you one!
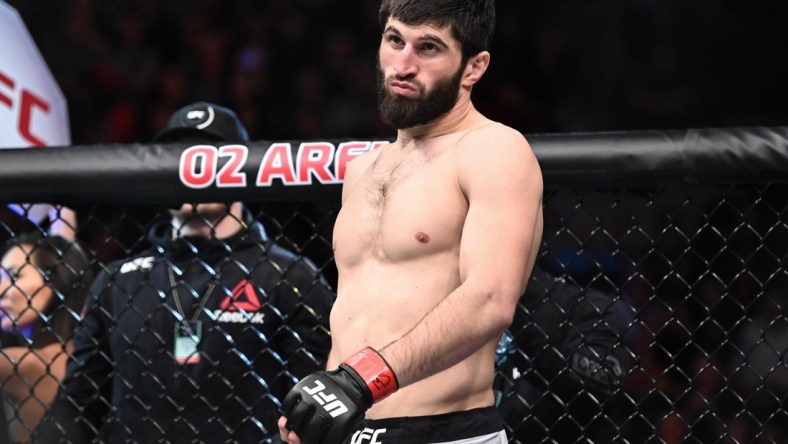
[389,80,418,96]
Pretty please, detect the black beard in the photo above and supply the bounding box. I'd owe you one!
[376,63,464,129]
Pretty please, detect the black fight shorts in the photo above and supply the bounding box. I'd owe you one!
[342,407,507,444]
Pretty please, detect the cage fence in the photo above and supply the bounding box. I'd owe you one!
[0,128,787,443]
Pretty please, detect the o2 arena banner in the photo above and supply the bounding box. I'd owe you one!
[1,126,788,204]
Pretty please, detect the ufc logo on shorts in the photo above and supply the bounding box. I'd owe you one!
[350,428,387,444]
[302,380,349,417]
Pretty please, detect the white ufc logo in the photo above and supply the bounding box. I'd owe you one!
[350,427,387,444]
[302,380,349,417]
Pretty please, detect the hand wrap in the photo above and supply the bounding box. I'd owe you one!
[281,347,398,444]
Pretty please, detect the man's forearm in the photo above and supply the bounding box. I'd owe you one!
[379,282,518,387]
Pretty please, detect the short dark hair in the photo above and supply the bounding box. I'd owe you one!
[378,0,496,61]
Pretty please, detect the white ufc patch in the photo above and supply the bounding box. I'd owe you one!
[302,380,349,417]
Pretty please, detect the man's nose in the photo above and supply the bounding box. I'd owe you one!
[393,46,418,78]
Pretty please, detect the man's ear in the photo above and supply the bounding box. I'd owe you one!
[462,51,491,87]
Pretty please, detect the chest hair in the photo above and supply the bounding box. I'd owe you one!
[359,150,432,250]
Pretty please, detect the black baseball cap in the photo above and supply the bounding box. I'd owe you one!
[153,101,249,143]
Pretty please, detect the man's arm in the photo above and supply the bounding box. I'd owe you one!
[380,125,543,386]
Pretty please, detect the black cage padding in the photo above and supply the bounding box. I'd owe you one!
[1,126,787,205]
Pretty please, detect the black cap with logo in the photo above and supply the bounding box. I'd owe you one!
[153,101,249,143]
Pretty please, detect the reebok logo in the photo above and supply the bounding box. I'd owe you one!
[302,380,349,418]
[220,279,261,311]
[213,279,265,324]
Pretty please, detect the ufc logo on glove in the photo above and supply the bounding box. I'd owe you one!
[281,347,399,444]
[303,380,350,417]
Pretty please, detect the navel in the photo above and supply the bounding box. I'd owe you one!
[415,232,430,243]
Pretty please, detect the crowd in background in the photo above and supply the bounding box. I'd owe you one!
[3,0,788,442]
[7,0,788,145]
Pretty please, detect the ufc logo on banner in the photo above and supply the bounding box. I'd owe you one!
[0,69,51,147]
[302,380,349,417]
[350,428,387,444]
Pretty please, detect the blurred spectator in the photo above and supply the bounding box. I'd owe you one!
[33,102,335,442]
[726,295,788,443]
[0,232,94,442]
[6,0,787,145]
[495,266,634,443]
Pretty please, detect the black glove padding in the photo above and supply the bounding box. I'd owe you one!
[281,364,372,444]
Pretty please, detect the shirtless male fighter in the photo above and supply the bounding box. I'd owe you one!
[279,1,543,442]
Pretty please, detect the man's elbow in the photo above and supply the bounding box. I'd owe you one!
[482,287,521,333]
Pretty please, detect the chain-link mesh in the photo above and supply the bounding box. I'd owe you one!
[1,181,787,443]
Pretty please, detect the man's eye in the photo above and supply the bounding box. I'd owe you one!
[388,36,403,45]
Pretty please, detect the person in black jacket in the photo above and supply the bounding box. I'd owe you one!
[34,102,335,443]
[494,266,634,443]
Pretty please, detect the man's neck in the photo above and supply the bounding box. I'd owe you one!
[397,96,480,144]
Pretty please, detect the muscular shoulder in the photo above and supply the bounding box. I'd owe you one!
[458,121,532,159]
[455,121,541,194]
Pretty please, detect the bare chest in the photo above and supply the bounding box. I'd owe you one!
[334,151,466,264]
